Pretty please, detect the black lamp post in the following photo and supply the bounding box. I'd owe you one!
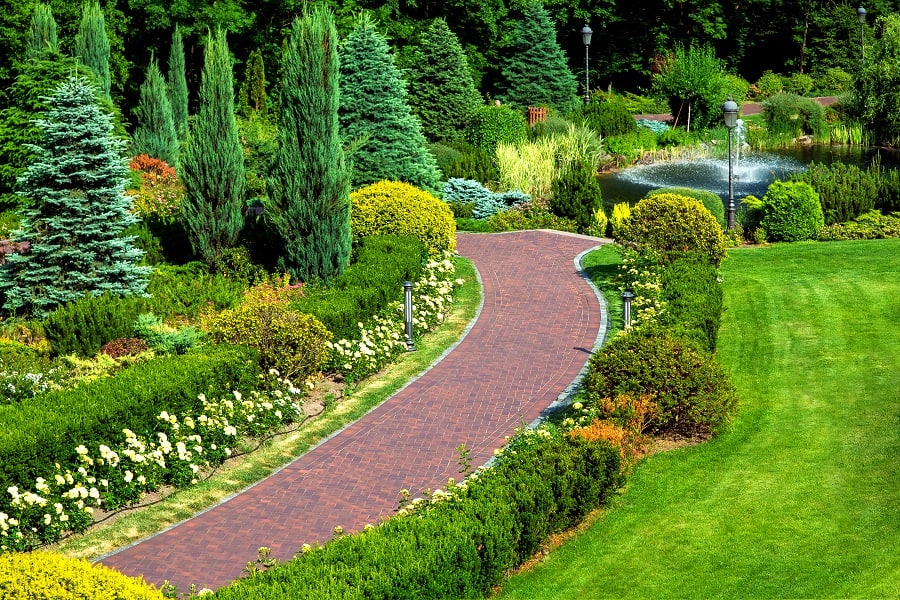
[581,25,593,104]
[722,97,739,230]
[857,6,867,67]
[403,281,416,351]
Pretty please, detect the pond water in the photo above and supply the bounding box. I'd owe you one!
[597,145,900,207]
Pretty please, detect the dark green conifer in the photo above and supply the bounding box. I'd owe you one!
[268,8,350,282]
[240,48,267,115]
[180,29,246,266]
[132,58,179,167]
[0,77,150,318]
[550,160,602,233]
[339,14,442,194]
[75,1,111,99]
[497,1,578,114]
[167,26,189,142]
[26,3,57,59]
[406,19,482,142]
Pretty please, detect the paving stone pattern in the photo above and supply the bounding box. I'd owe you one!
[100,230,607,592]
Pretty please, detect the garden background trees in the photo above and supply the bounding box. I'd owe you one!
[179,29,245,267]
[75,1,111,100]
[267,7,351,282]
[339,14,441,194]
[0,77,149,317]
[167,25,189,142]
[131,58,179,166]
[856,13,900,146]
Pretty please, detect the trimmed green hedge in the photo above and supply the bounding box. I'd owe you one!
[214,426,622,599]
[0,344,258,490]
[658,252,724,352]
[291,235,424,341]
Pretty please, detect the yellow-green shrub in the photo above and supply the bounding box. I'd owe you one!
[610,202,631,238]
[350,181,456,258]
[205,280,331,381]
[0,551,164,599]
[618,194,727,266]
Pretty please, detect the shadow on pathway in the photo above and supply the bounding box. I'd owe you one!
[100,230,609,592]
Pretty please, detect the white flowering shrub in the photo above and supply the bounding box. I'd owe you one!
[615,246,665,333]
[326,253,463,383]
[0,371,305,552]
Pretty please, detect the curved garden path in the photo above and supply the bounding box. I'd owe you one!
[100,230,610,592]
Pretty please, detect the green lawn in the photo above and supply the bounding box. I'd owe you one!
[498,239,900,599]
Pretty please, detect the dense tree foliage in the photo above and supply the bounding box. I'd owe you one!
[132,59,178,166]
[857,13,900,146]
[166,25,189,141]
[651,45,730,130]
[268,7,351,282]
[75,1,111,100]
[26,3,57,59]
[0,77,149,317]
[179,29,245,266]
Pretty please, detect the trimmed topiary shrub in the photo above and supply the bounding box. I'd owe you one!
[0,551,165,599]
[646,186,725,228]
[658,253,724,352]
[791,161,878,225]
[760,180,824,242]
[583,329,738,437]
[464,104,528,152]
[617,193,727,266]
[351,180,456,257]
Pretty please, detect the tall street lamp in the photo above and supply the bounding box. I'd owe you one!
[722,97,739,229]
[857,6,867,67]
[581,25,593,104]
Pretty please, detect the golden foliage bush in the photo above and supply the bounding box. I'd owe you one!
[0,551,164,599]
[350,181,456,258]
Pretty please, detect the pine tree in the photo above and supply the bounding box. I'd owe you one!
[339,14,442,194]
[75,1,111,100]
[240,48,267,115]
[26,3,57,59]
[132,58,179,167]
[180,29,246,266]
[0,77,150,318]
[497,1,578,114]
[407,19,482,142]
[268,8,350,283]
[549,160,602,233]
[167,25,189,142]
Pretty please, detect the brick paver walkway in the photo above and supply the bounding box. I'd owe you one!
[100,230,609,592]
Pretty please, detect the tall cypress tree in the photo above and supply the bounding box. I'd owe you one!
[339,14,442,194]
[239,48,267,115]
[26,3,57,59]
[497,1,578,114]
[167,25,189,142]
[407,19,482,142]
[268,8,350,282]
[75,1,111,100]
[180,29,246,266]
[0,77,149,318]
[132,58,179,167]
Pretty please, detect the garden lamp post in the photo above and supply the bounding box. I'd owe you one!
[722,97,739,230]
[858,6,867,67]
[581,25,593,104]
[403,281,416,351]
[621,290,634,328]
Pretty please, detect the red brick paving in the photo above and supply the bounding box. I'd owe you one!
[99,230,608,592]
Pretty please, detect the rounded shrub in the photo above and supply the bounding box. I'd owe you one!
[351,180,456,257]
[760,180,824,242]
[464,104,528,152]
[618,193,727,266]
[583,329,738,437]
[762,93,826,139]
[646,186,725,228]
[572,99,637,137]
[0,551,165,599]
[754,71,784,99]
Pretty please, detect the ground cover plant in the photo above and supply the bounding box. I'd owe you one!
[497,238,900,598]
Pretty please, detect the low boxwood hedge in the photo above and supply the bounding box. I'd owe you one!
[0,344,258,491]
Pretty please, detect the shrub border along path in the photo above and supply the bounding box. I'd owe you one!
[99,230,611,592]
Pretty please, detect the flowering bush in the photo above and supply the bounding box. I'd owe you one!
[615,246,665,332]
[326,253,462,383]
[0,371,305,552]
[128,155,184,221]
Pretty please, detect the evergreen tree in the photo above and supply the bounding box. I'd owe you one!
[339,14,442,194]
[496,1,578,114]
[0,77,150,318]
[75,1,111,100]
[549,160,602,233]
[180,29,246,266]
[406,18,482,142]
[132,58,179,167]
[268,8,350,282]
[240,48,267,115]
[26,3,57,59]
[167,25,189,142]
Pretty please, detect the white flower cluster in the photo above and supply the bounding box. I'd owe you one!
[617,249,665,333]
[0,371,304,553]
[327,253,462,382]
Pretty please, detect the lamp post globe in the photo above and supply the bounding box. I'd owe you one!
[581,25,593,104]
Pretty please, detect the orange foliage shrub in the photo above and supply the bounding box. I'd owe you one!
[128,154,184,220]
